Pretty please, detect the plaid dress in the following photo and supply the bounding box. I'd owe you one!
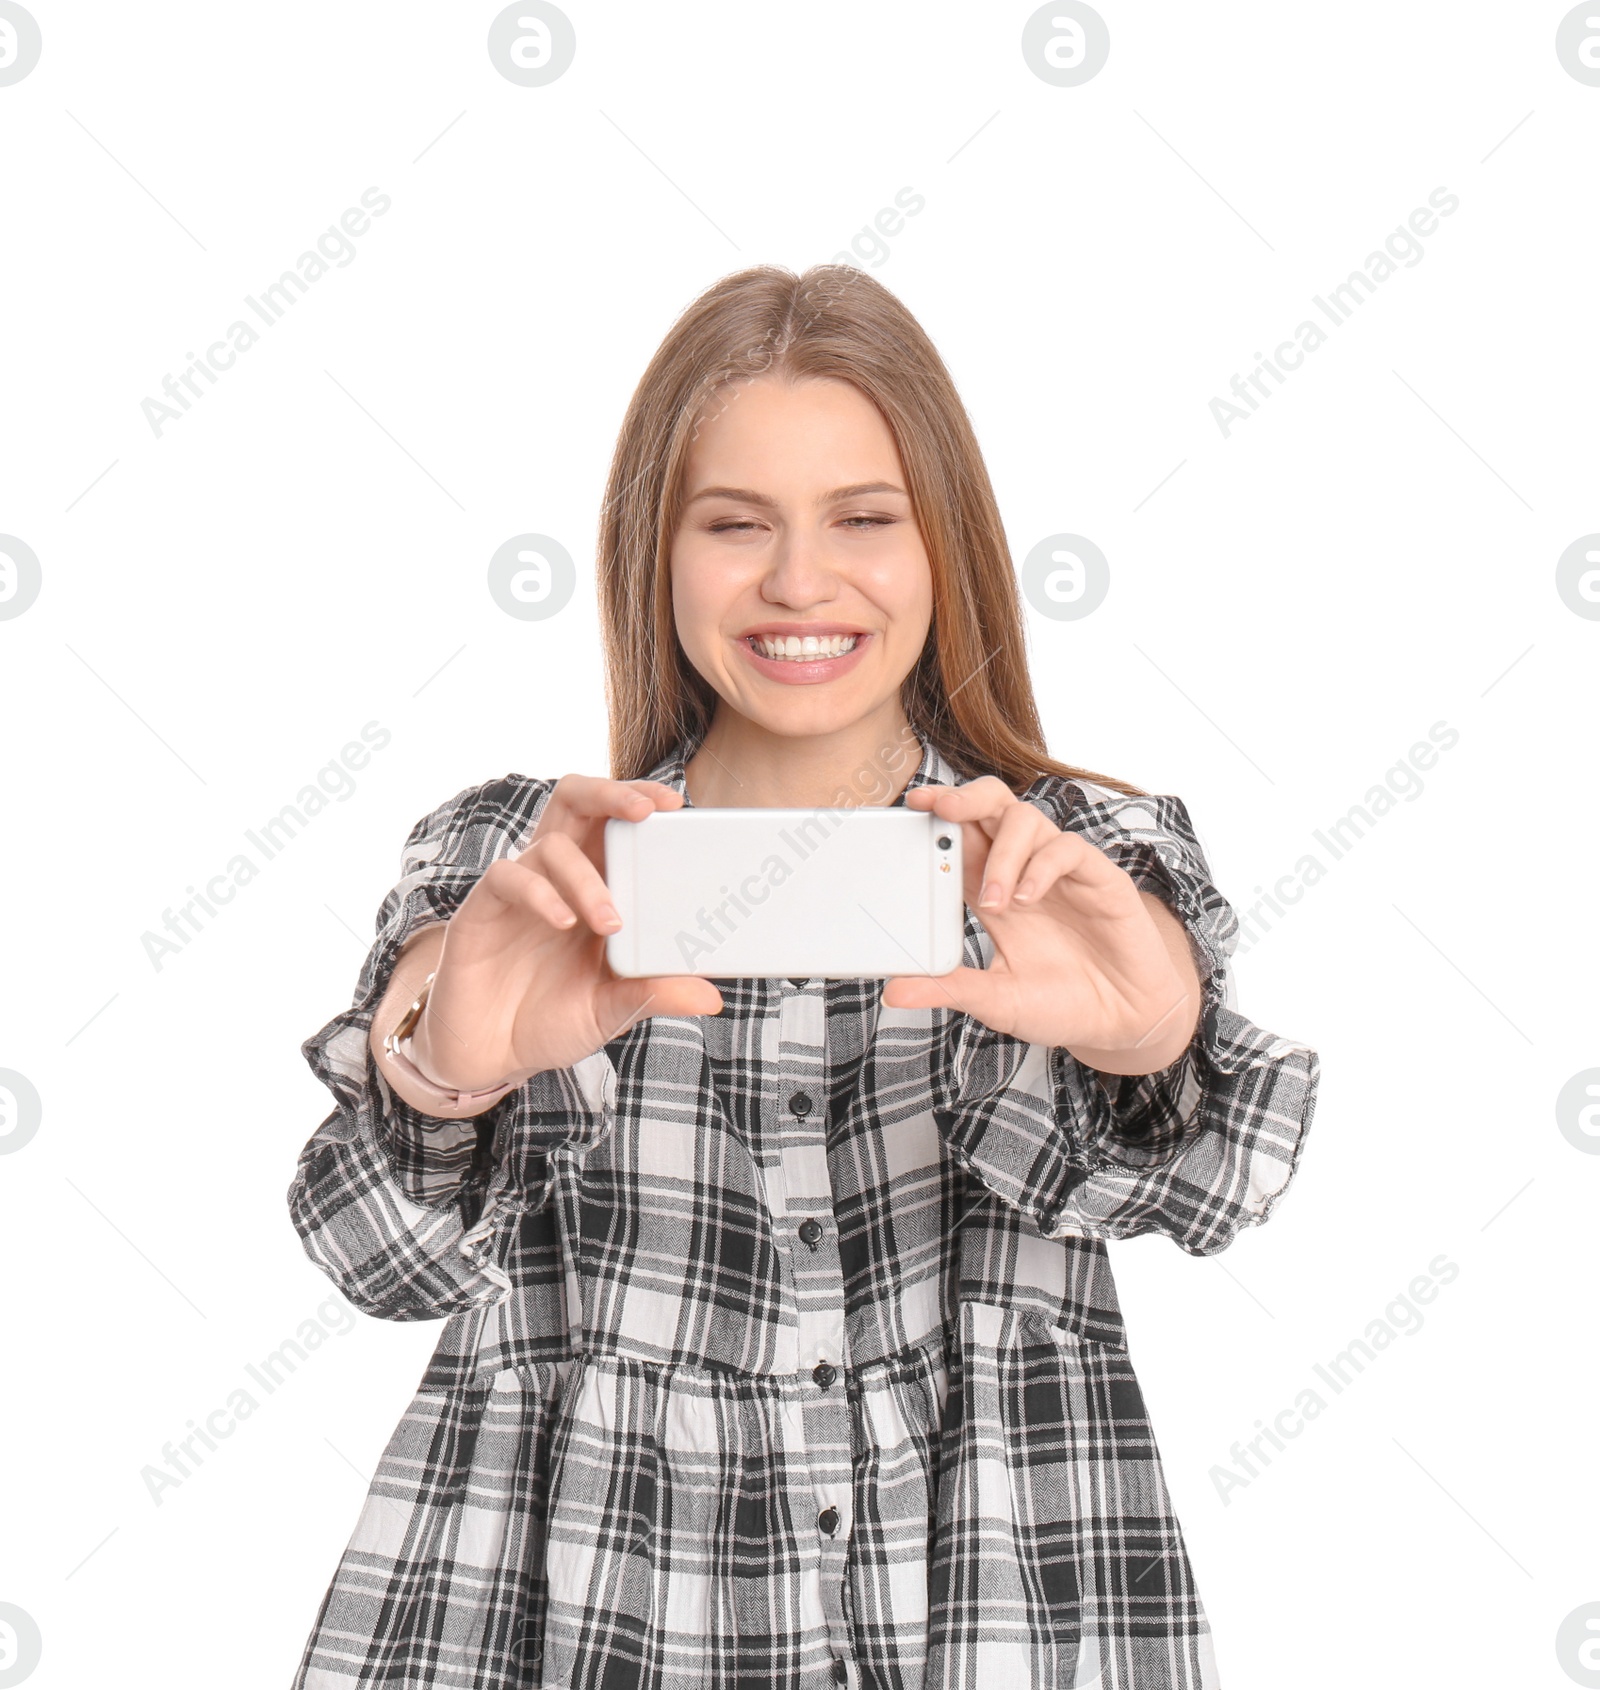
[286,731,1319,1689]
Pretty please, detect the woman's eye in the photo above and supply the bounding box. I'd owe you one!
[705,515,895,534]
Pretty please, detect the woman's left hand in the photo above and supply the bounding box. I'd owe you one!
[882,779,1203,1076]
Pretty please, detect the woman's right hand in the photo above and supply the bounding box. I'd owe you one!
[397,775,724,1095]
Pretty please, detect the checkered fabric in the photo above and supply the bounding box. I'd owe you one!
[286,729,1319,1688]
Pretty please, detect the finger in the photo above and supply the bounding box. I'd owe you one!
[902,776,1017,838]
[477,855,582,930]
[527,775,684,849]
[994,829,1127,913]
[527,831,625,935]
[973,817,1128,912]
[903,779,1029,911]
[969,803,1059,910]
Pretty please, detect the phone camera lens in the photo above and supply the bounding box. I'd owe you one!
[935,834,952,851]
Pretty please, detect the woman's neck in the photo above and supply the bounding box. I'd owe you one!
[683,708,923,809]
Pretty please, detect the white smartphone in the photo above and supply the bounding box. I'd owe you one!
[603,806,965,979]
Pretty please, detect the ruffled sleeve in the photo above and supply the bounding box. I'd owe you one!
[285,772,620,1321]
[931,780,1319,1257]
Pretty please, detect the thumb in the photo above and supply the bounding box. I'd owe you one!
[879,965,998,1022]
[597,974,724,1038]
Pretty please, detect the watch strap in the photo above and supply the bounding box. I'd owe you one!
[379,970,519,1110]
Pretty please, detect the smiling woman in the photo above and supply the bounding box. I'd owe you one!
[668,376,935,796]
[287,262,1319,1690]
[598,265,1142,810]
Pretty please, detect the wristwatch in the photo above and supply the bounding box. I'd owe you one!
[380,970,519,1111]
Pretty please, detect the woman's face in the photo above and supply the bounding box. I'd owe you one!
[670,374,934,743]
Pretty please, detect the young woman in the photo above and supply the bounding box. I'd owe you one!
[287,265,1318,1690]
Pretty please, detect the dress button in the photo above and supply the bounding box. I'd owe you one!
[817,1505,840,1535]
[831,1660,849,1683]
[798,1218,824,1246]
[788,1090,813,1118]
[812,1361,836,1388]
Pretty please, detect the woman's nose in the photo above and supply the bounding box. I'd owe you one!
[763,527,837,601]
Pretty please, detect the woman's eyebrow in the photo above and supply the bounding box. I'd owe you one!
[684,481,908,508]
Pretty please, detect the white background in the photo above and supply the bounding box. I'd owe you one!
[2,3,1596,1686]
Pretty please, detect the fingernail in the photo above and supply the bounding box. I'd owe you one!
[977,882,999,907]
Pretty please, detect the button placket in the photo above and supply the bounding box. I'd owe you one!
[775,980,853,1674]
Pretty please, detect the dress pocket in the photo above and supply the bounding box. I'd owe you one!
[336,1386,462,1571]
[928,1301,1089,1682]
[539,1357,663,1687]
[927,1300,1215,1690]
[846,1337,949,1671]
[1027,1298,1132,1363]
[295,1369,574,1688]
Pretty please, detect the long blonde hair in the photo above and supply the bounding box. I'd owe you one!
[595,263,1143,799]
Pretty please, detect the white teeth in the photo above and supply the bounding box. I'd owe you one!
[750,633,860,661]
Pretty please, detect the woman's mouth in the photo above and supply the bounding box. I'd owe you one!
[747,632,859,662]
[738,630,871,684]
